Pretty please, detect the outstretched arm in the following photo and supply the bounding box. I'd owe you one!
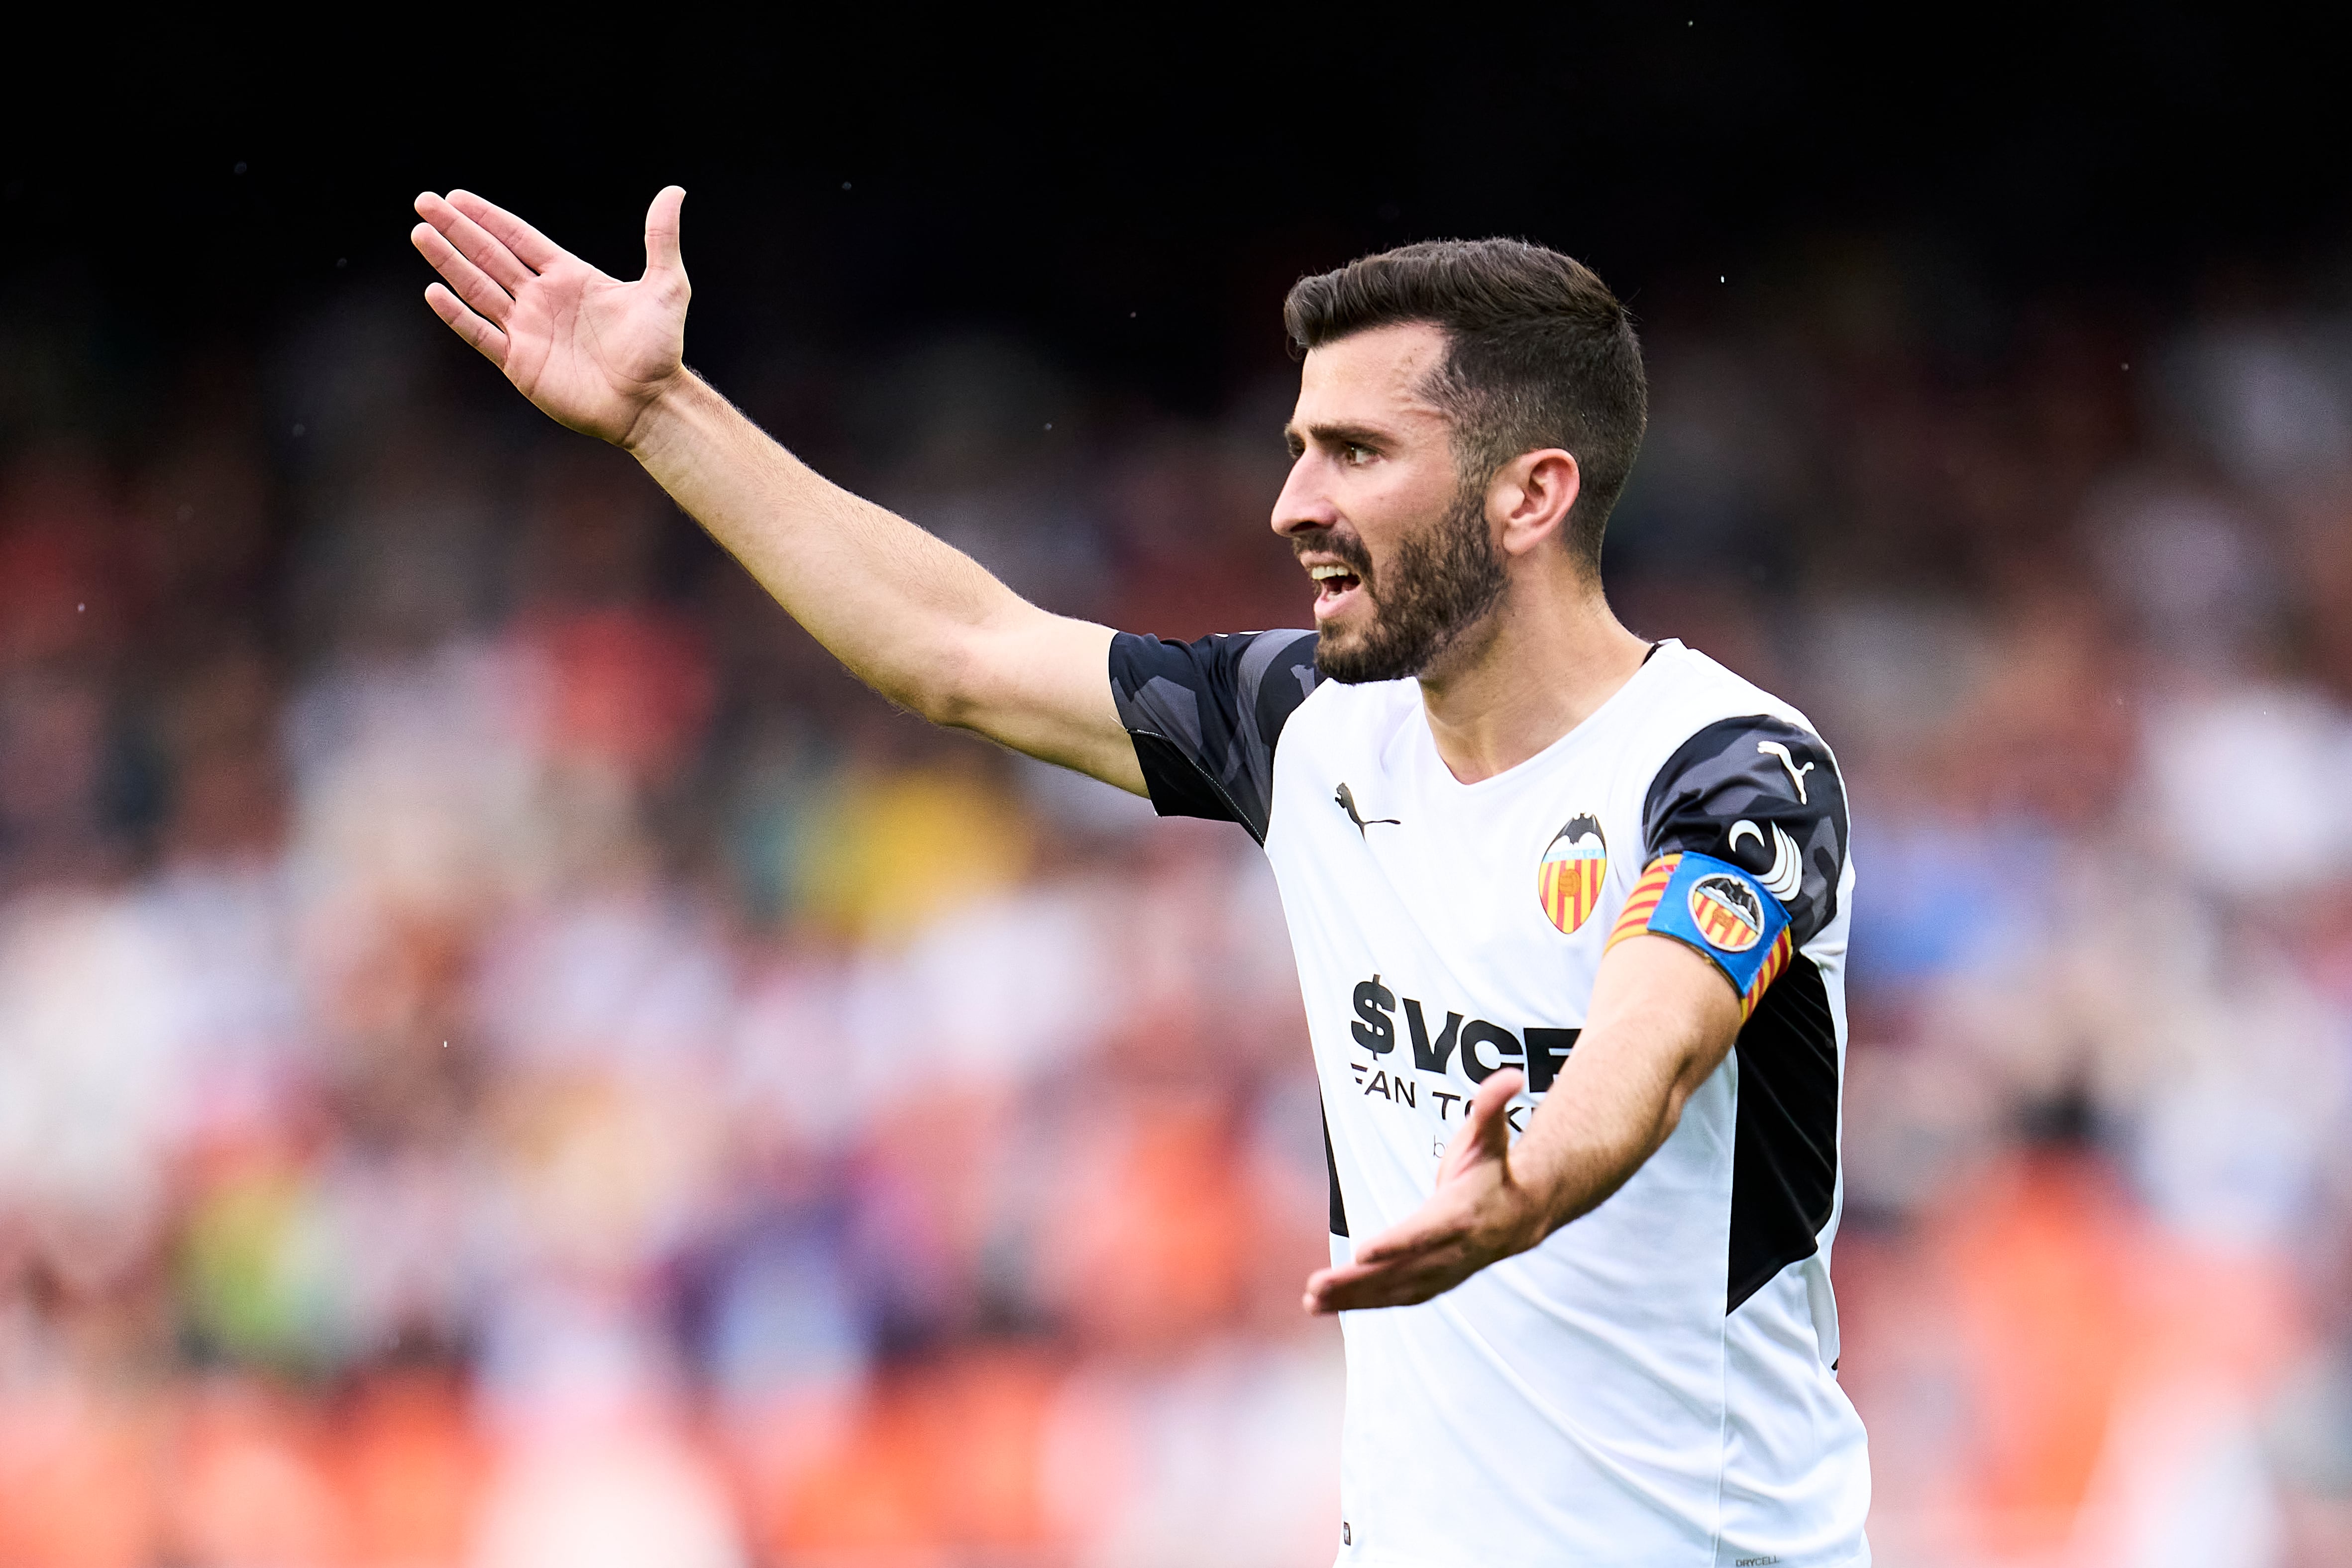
[1303,933,1740,1314]
[411,187,1143,792]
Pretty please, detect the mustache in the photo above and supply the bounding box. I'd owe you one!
[1295,529,1375,584]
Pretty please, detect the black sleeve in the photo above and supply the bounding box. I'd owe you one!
[1108,629,1321,843]
[1642,715,1849,946]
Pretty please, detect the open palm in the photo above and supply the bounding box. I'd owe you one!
[1302,1067,1542,1314]
[411,187,689,447]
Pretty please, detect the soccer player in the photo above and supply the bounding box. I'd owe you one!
[413,187,1869,1566]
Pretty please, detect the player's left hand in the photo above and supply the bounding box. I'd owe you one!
[1303,1068,1548,1314]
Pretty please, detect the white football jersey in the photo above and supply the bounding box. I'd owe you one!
[1111,633,1870,1568]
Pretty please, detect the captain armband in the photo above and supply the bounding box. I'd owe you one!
[1604,852,1795,1017]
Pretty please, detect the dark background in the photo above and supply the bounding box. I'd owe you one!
[11,7,2346,413]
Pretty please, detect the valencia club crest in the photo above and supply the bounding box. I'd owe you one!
[1537,814,1608,935]
[1688,872,1765,952]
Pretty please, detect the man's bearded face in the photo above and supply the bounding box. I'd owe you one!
[1308,475,1507,684]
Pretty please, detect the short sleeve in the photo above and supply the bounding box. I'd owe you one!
[1607,716,1849,1011]
[1108,629,1321,843]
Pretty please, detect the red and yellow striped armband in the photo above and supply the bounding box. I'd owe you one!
[1606,851,1795,1019]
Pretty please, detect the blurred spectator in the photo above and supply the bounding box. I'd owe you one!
[5,241,2352,1566]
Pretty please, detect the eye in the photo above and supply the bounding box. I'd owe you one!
[1343,442,1376,466]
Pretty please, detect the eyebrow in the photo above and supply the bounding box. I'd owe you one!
[1283,420,1397,451]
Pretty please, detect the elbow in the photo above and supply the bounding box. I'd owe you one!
[1658,1076,1697,1139]
[897,637,987,730]
[912,688,977,731]
[1652,1054,1715,1151]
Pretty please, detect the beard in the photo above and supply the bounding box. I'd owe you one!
[1311,480,1508,684]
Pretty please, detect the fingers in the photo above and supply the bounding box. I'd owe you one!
[1305,1070,1538,1315]
[1303,1263,1362,1315]
[1438,1068,1524,1182]
[443,189,568,272]
[414,192,536,294]
[1465,1069,1523,1140]
[642,185,689,288]
[422,282,510,367]
[410,220,516,325]
[1303,1193,1469,1314]
[1305,1256,1383,1314]
[1303,1231,1461,1314]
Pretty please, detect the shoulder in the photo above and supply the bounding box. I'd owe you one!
[1108,627,1324,759]
[1110,627,1316,710]
[1625,647,1834,793]
[1107,628,1326,842]
[1636,641,1821,738]
[1632,643,1850,945]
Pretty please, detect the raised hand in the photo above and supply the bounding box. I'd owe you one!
[1303,1068,1547,1314]
[411,187,690,447]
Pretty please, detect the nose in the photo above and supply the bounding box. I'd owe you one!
[1272,452,1340,541]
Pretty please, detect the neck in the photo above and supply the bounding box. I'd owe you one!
[1415,569,1652,784]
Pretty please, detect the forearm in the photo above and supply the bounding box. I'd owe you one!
[1506,937,1740,1242]
[1506,1040,1686,1240]
[624,372,1029,720]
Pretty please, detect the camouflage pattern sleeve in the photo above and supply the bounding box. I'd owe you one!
[1607,716,1849,1013]
[1107,629,1321,843]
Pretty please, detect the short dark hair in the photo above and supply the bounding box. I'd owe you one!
[1283,239,1647,574]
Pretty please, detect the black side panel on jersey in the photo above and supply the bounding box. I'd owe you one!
[1727,955,1839,1313]
[1322,1104,1349,1238]
[1643,714,1848,946]
[1108,629,1322,844]
[1645,717,1849,1313]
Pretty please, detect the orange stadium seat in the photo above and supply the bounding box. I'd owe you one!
[336,1373,486,1567]
[167,1379,351,1567]
[743,1348,1060,1561]
[0,1386,165,1568]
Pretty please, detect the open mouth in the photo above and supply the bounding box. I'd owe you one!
[1307,562,1364,620]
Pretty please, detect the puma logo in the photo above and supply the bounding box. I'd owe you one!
[1334,782,1399,836]
[1757,740,1815,804]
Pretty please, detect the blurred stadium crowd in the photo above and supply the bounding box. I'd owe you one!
[2,247,2352,1568]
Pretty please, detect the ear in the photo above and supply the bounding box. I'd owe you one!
[1490,449,1582,558]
